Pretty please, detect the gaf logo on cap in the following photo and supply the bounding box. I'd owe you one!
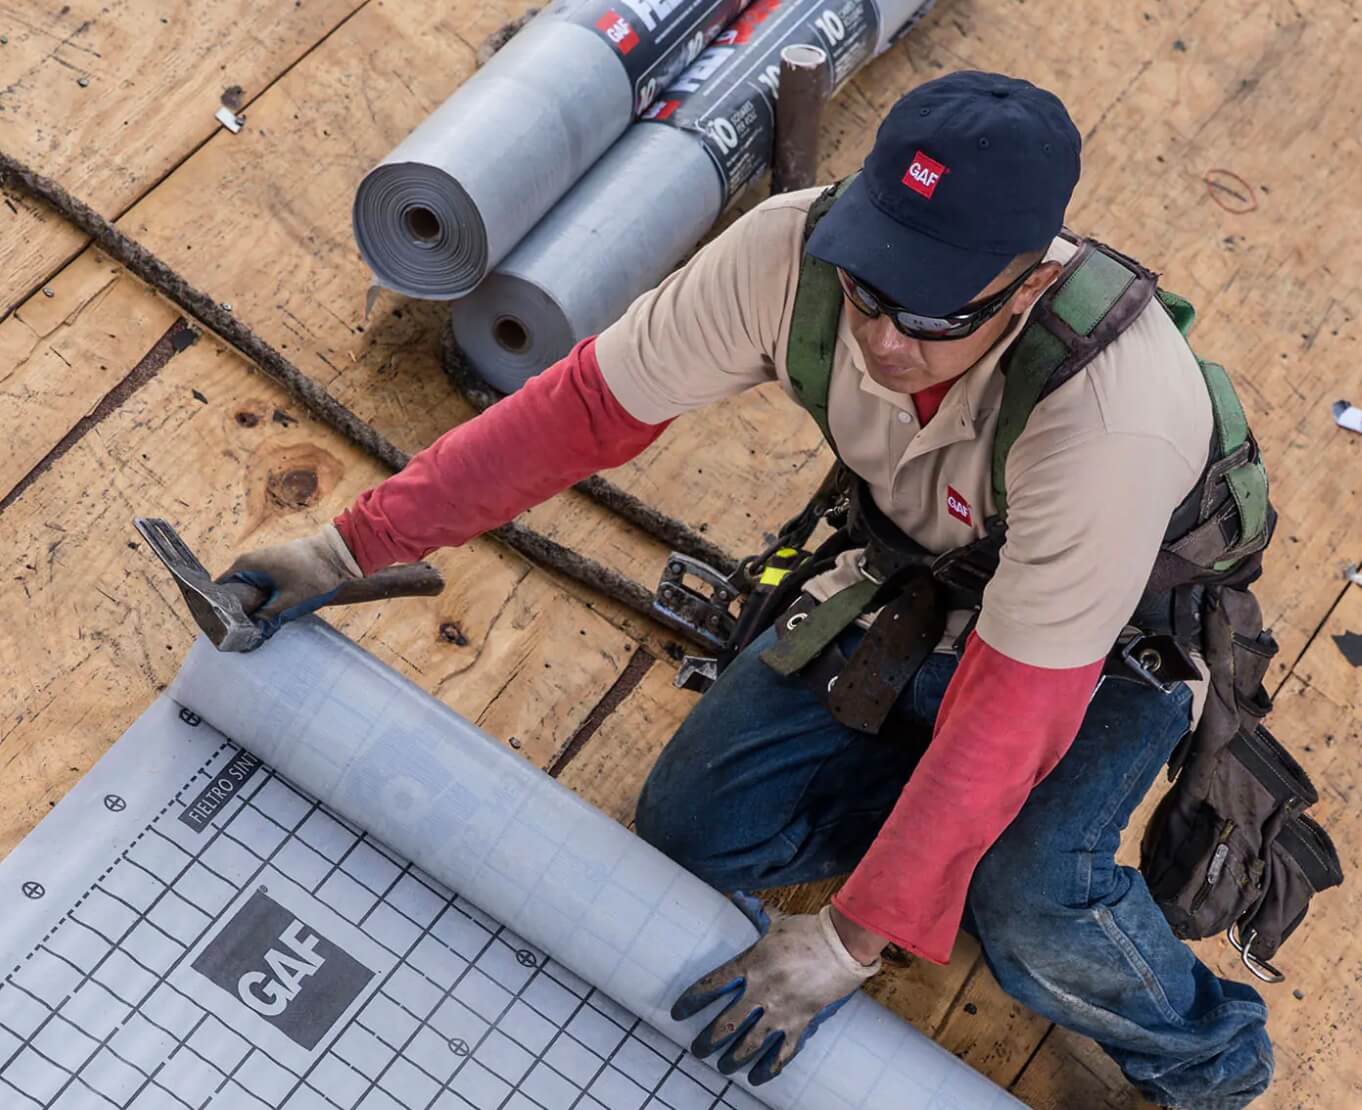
[192,889,375,1050]
[903,150,947,199]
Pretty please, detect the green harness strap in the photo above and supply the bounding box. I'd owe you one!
[785,177,857,457]
[759,578,879,676]
[991,243,1144,517]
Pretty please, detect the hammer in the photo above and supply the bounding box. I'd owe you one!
[134,517,444,652]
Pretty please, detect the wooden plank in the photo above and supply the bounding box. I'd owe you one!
[1009,1028,1155,1110]
[0,298,637,860]
[0,251,164,499]
[0,0,371,316]
[555,660,694,825]
[933,959,1052,1088]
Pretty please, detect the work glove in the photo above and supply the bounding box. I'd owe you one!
[218,523,361,638]
[672,894,880,1085]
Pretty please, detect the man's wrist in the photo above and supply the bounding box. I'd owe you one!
[828,904,889,966]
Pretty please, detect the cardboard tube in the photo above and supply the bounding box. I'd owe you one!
[772,43,828,194]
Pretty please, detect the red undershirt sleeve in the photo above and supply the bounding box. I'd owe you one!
[831,632,1104,963]
[333,338,669,573]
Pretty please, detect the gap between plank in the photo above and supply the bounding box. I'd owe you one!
[0,318,197,514]
[548,649,656,778]
[1007,1022,1057,1096]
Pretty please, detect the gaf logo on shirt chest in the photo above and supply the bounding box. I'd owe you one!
[192,889,374,1049]
[946,485,973,525]
[902,150,948,199]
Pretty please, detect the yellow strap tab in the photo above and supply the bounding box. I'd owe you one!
[760,566,790,587]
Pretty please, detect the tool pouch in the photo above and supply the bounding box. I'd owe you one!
[1142,725,1312,935]
[1139,589,1344,978]
[1234,811,1342,973]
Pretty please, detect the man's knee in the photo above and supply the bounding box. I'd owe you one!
[634,760,704,867]
[966,832,1123,974]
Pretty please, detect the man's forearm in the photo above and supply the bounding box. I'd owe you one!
[832,633,1103,963]
[334,339,669,572]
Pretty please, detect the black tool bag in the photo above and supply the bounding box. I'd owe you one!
[1139,589,1344,980]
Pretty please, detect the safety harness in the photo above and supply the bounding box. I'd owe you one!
[757,177,1274,729]
[665,177,1340,977]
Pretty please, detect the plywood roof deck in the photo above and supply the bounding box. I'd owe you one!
[2,0,1359,1105]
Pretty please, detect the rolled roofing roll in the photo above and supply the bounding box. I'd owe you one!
[353,0,752,299]
[450,0,937,391]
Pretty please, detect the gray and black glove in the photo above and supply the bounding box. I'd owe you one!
[672,895,880,1085]
[218,524,360,637]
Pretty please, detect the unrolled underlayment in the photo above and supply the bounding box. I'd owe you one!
[0,619,1020,1110]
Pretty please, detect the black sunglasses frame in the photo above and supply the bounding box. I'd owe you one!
[838,260,1045,341]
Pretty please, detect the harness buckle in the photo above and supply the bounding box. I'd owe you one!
[855,551,885,585]
[653,553,741,652]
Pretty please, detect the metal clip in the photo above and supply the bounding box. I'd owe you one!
[674,656,718,693]
[1227,921,1285,983]
[1118,634,1198,694]
[653,553,740,652]
[854,551,885,585]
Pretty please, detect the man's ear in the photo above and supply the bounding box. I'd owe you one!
[1015,260,1064,313]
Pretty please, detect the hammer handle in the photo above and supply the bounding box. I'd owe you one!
[222,563,445,616]
[329,563,445,606]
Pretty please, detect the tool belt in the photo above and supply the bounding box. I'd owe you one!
[756,478,1198,735]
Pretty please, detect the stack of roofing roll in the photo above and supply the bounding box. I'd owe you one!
[449,0,937,391]
[353,0,752,298]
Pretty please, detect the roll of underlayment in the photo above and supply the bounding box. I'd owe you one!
[449,0,937,392]
[166,618,1024,1109]
[353,0,751,299]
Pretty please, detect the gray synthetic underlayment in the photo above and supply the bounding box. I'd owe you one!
[448,0,936,393]
[353,0,752,299]
[0,618,1020,1109]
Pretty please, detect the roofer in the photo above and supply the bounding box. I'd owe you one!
[225,72,1277,1108]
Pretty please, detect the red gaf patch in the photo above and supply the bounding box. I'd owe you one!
[596,10,639,54]
[945,485,972,526]
[903,150,947,199]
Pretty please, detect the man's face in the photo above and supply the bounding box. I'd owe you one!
[845,260,1062,395]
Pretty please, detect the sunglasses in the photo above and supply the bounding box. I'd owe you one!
[837,260,1043,341]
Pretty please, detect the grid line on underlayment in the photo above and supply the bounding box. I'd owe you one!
[1,745,309,1109]
[0,740,760,1110]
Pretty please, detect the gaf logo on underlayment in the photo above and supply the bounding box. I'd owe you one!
[596,9,640,53]
[192,889,375,1050]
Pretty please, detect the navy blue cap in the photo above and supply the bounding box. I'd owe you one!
[806,71,1081,316]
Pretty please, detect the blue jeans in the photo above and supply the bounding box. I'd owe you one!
[636,626,1273,1110]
